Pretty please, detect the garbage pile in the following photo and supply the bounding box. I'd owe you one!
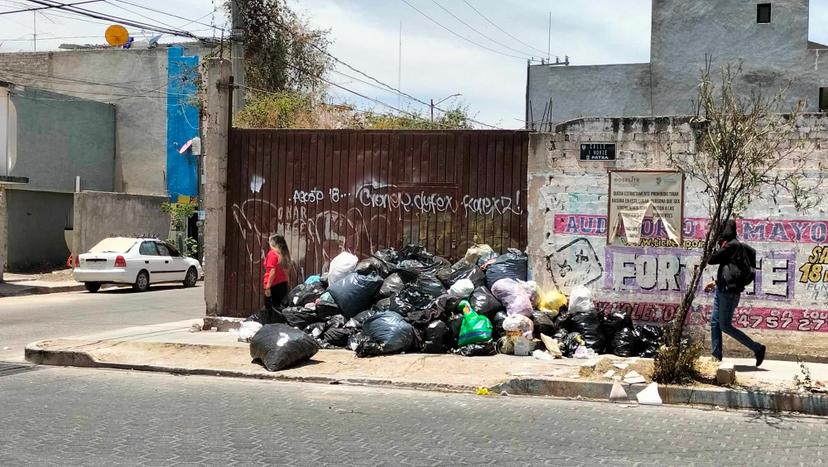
[245,244,664,371]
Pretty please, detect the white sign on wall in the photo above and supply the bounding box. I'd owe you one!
[608,170,684,246]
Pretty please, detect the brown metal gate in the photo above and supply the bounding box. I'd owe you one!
[224,129,528,316]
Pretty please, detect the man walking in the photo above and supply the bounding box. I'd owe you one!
[704,219,766,366]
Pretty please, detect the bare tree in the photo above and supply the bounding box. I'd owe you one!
[654,60,822,383]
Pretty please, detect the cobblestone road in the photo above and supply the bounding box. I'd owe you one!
[0,367,825,466]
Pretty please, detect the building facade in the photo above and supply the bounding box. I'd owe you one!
[527,0,828,126]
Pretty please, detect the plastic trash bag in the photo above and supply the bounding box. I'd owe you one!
[315,292,342,320]
[281,306,321,330]
[602,310,634,335]
[348,332,370,351]
[560,331,585,358]
[491,279,533,317]
[355,257,391,278]
[570,309,605,353]
[491,311,508,341]
[327,272,384,319]
[610,326,640,357]
[235,320,263,343]
[390,285,434,315]
[532,310,557,337]
[485,249,528,288]
[303,322,327,338]
[250,324,319,371]
[304,275,322,285]
[457,300,493,347]
[448,279,475,299]
[415,275,446,298]
[356,311,415,357]
[438,260,486,289]
[636,324,664,358]
[328,251,359,285]
[568,285,594,313]
[378,273,405,298]
[469,287,503,319]
[246,307,286,325]
[538,290,567,314]
[421,320,451,353]
[283,282,326,308]
[453,341,496,357]
[372,247,399,265]
[503,314,534,339]
[464,244,495,266]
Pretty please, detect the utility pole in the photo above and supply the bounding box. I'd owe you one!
[430,99,434,123]
[397,21,402,110]
[33,12,36,52]
[230,0,245,113]
[547,11,551,63]
[430,94,461,123]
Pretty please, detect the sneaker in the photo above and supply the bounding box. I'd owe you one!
[711,355,722,363]
[755,344,766,367]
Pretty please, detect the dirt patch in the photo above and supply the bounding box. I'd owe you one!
[580,356,655,382]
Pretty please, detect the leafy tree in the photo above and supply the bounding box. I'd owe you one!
[653,61,822,383]
[227,0,332,93]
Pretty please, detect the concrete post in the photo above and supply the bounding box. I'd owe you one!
[0,186,5,282]
[203,59,231,317]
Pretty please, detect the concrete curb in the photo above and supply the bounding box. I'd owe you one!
[25,341,828,416]
[0,283,86,297]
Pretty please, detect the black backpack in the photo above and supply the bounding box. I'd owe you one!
[732,244,756,287]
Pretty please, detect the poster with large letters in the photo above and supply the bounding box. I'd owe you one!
[608,170,684,246]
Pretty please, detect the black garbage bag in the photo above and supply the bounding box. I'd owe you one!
[602,310,634,337]
[415,274,446,298]
[372,247,399,265]
[437,261,486,289]
[552,328,569,342]
[469,287,503,319]
[322,327,355,348]
[405,306,442,325]
[570,309,605,353]
[448,312,465,344]
[560,331,585,358]
[355,257,391,278]
[327,272,384,318]
[636,324,664,358]
[532,310,558,337]
[553,307,573,332]
[250,324,319,371]
[421,321,451,353]
[349,309,381,327]
[390,285,433,315]
[245,307,286,325]
[378,273,405,298]
[348,332,370,351]
[315,292,341,320]
[303,322,327,338]
[491,311,508,341]
[485,248,528,288]
[434,294,461,315]
[281,306,321,330]
[283,283,326,308]
[610,326,641,357]
[453,341,496,357]
[355,311,415,357]
[399,244,432,262]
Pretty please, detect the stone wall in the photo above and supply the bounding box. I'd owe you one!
[527,114,828,361]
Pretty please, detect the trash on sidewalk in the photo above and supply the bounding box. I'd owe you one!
[636,382,662,405]
[532,349,556,361]
[234,320,263,343]
[624,370,647,384]
[250,324,319,371]
[609,381,628,402]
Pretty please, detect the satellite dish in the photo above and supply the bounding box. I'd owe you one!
[105,25,129,46]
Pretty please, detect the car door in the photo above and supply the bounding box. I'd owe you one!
[154,242,186,282]
[137,240,165,282]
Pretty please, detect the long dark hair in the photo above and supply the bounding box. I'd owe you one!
[269,234,291,263]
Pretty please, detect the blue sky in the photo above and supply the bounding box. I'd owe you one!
[1,0,827,128]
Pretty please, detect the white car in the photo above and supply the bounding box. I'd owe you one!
[73,237,203,293]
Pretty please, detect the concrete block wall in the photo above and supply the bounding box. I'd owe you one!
[527,115,828,361]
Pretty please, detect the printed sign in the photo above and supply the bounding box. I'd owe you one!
[608,170,683,246]
[579,143,616,161]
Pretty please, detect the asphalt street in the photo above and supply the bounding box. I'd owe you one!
[0,285,204,362]
[0,366,826,466]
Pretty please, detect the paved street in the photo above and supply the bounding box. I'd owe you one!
[0,366,825,466]
[0,285,204,362]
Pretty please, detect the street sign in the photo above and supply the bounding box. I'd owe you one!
[580,143,616,161]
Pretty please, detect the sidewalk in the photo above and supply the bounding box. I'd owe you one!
[25,320,828,415]
[0,272,85,297]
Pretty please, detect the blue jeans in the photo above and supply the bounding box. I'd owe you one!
[711,288,761,360]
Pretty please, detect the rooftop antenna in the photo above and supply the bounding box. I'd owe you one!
[547,11,551,63]
[32,12,36,52]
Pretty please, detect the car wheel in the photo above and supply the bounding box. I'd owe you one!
[85,282,101,293]
[183,267,198,287]
[133,270,150,292]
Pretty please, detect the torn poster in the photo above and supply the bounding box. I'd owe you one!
[608,170,684,246]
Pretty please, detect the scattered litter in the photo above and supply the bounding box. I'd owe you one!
[603,370,615,378]
[235,320,263,342]
[476,387,492,396]
[636,382,662,406]
[613,362,629,370]
[609,381,628,402]
[532,349,555,361]
[189,323,202,333]
[539,333,563,359]
[624,371,646,384]
[500,391,509,396]
[574,345,597,359]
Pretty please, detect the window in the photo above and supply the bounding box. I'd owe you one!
[165,243,182,257]
[757,3,771,23]
[155,243,171,256]
[821,88,828,112]
[139,242,159,256]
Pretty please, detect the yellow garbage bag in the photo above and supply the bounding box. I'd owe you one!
[539,290,567,314]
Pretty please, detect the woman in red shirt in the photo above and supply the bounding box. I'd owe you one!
[263,235,290,310]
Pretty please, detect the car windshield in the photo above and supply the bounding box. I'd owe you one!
[89,238,138,254]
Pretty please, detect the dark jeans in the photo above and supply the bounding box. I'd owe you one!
[711,288,761,360]
[263,282,289,310]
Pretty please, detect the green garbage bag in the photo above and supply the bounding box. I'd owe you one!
[457,300,493,347]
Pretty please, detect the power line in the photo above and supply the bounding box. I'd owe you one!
[461,0,548,57]
[102,0,181,31]
[398,0,531,61]
[0,0,100,15]
[429,0,537,58]
[108,0,223,31]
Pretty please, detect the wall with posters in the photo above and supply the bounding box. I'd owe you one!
[527,115,828,361]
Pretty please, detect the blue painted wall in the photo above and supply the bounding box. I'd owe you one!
[166,47,200,202]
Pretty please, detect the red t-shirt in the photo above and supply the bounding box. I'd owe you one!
[263,250,288,288]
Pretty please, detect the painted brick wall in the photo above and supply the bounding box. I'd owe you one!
[528,115,828,361]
